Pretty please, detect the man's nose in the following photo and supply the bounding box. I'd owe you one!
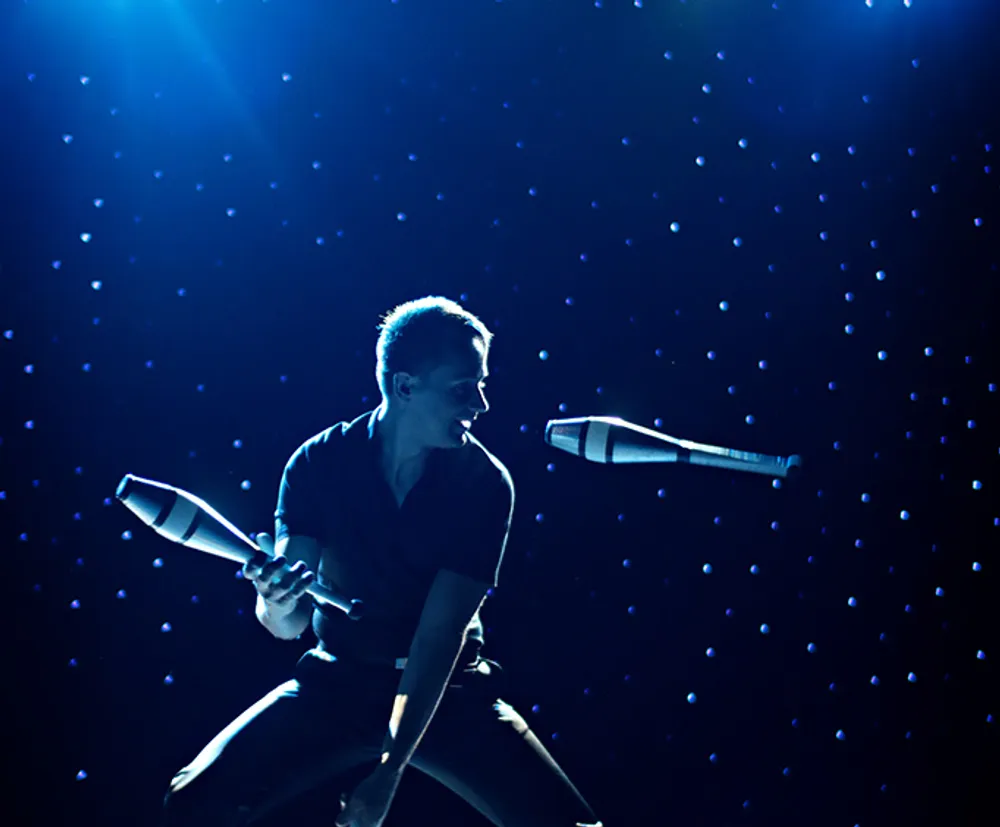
[473,388,489,413]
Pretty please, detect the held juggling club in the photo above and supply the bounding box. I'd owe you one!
[115,473,364,620]
[544,416,803,479]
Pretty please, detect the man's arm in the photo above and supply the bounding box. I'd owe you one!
[255,534,320,640]
[378,569,490,775]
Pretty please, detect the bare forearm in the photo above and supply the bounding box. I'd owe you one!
[380,625,466,774]
[255,594,312,640]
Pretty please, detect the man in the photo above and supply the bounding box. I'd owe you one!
[161,296,603,827]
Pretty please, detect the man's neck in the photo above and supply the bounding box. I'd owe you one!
[376,403,429,487]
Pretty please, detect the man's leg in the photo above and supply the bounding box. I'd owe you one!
[408,662,603,827]
[161,651,390,827]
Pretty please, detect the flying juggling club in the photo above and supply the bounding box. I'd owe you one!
[545,416,802,478]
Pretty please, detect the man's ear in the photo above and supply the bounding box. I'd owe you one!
[393,372,414,398]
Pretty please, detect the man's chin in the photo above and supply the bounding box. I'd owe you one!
[446,420,470,444]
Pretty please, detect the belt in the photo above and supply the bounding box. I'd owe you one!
[397,656,499,675]
[396,658,503,675]
[310,648,497,675]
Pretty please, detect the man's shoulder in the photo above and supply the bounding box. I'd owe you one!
[291,410,371,463]
[461,433,514,503]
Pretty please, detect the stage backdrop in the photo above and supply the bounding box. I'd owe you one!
[2,1,997,825]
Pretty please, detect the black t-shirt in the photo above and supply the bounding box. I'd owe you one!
[273,408,515,668]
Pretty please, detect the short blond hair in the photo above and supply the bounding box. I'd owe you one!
[375,296,492,400]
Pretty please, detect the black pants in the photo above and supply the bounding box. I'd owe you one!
[161,648,601,827]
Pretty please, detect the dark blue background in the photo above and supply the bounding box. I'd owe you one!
[2,1,997,825]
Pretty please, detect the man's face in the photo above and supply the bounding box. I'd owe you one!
[399,338,490,450]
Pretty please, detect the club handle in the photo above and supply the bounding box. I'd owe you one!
[248,548,364,621]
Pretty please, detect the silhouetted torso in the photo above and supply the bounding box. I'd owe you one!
[274,409,514,668]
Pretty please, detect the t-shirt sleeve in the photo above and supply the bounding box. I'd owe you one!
[273,432,329,543]
[444,462,515,589]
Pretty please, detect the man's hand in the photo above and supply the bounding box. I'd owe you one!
[335,765,402,827]
[243,532,316,612]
